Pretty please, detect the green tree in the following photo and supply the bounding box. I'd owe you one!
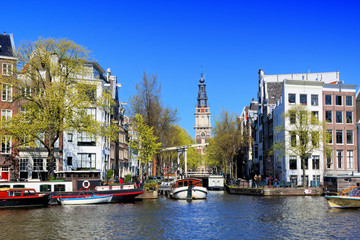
[0,38,118,179]
[206,109,245,178]
[160,125,201,174]
[129,114,162,179]
[272,105,331,187]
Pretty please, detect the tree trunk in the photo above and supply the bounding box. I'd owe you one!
[47,147,56,179]
[301,156,306,188]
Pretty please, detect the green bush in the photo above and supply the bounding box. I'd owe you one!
[106,170,114,182]
[143,181,158,191]
[125,174,132,183]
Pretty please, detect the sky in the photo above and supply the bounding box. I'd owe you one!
[3,0,360,137]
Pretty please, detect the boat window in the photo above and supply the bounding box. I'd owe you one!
[23,190,30,196]
[178,182,183,187]
[184,181,188,186]
[29,190,36,195]
[0,185,10,188]
[13,185,25,188]
[54,184,65,192]
[8,191,23,197]
[40,185,51,192]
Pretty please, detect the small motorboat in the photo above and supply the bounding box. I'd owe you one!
[325,185,360,208]
[171,178,208,200]
[0,188,49,208]
[58,194,113,205]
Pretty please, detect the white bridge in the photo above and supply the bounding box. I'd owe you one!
[161,143,209,177]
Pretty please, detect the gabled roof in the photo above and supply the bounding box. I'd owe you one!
[267,82,283,104]
[0,34,15,57]
[249,100,258,111]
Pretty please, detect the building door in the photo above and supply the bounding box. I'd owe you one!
[1,171,9,180]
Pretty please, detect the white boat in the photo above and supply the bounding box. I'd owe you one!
[208,175,225,190]
[171,178,208,200]
[59,194,113,205]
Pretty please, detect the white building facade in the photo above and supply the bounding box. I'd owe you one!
[273,79,325,186]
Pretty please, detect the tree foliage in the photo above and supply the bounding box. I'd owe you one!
[129,114,162,171]
[272,104,331,186]
[206,109,244,177]
[159,125,201,173]
[0,38,118,178]
[128,72,177,145]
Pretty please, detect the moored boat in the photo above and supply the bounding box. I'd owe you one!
[170,178,208,200]
[0,188,49,208]
[50,182,145,204]
[59,194,113,205]
[325,185,360,208]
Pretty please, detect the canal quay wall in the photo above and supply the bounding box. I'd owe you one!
[225,185,323,196]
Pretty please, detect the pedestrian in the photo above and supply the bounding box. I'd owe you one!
[254,174,258,188]
[274,179,278,188]
[258,175,262,183]
[269,175,273,186]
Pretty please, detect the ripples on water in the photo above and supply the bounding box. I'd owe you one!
[1,191,360,239]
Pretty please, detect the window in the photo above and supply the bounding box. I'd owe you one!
[300,94,307,105]
[85,85,96,101]
[290,132,296,147]
[288,94,296,104]
[301,157,309,169]
[1,109,12,121]
[335,111,342,123]
[325,95,332,105]
[336,95,342,106]
[311,95,318,106]
[20,158,29,171]
[1,136,11,154]
[21,86,31,97]
[67,157,73,166]
[2,63,13,76]
[325,111,332,123]
[77,132,96,146]
[1,84,12,102]
[289,111,296,124]
[327,154,333,169]
[33,159,44,171]
[346,130,353,144]
[77,153,96,169]
[54,184,65,192]
[40,185,51,192]
[289,156,297,170]
[336,130,343,144]
[346,112,353,123]
[347,151,354,169]
[312,132,319,147]
[327,130,333,144]
[337,150,344,169]
[312,156,320,170]
[346,96,353,106]
[67,133,73,142]
[311,111,318,124]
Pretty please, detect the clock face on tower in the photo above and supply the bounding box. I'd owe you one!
[201,132,205,138]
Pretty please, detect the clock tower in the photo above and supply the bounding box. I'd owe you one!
[194,70,211,145]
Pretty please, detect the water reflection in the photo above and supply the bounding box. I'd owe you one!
[1,192,360,239]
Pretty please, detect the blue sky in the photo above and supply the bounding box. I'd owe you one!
[3,0,360,137]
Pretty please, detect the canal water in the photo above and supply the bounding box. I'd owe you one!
[1,191,360,239]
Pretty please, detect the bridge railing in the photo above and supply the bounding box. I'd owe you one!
[186,172,210,177]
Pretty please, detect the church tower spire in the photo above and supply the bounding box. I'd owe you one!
[194,69,211,146]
